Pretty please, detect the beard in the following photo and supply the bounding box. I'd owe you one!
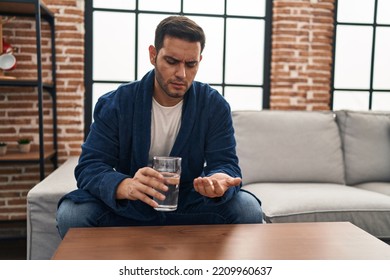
[154,68,189,99]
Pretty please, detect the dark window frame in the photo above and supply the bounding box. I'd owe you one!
[84,0,273,138]
[331,0,390,110]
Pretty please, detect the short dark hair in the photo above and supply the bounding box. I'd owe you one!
[154,16,206,53]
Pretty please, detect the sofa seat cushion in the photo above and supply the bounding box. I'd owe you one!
[354,182,390,196]
[336,110,390,185]
[243,182,390,239]
[233,110,345,185]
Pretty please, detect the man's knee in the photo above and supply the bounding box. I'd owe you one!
[230,191,263,224]
[56,199,100,239]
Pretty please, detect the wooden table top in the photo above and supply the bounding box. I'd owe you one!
[52,222,390,260]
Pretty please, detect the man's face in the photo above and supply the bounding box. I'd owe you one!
[149,36,202,106]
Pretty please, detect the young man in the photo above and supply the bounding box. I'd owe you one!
[57,16,263,238]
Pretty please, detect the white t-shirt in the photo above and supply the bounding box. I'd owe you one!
[149,97,183,162]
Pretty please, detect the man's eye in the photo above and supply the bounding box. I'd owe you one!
[186,62,197,68]
[166,58,176,65]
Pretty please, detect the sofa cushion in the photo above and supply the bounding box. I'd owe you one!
[354,182,390,196]
[243,182,390,239]
[336,110,390,185]
[232,110,345,185]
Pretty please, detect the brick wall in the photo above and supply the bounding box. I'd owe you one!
[0,0,84,220]
[271,0,335,110]
[0,0,336,221]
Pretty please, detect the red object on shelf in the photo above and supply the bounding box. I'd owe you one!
[2,38,12,53]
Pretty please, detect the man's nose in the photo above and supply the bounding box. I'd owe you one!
[175,63,186,79]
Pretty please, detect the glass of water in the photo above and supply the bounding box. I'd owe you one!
[152,156,181,211]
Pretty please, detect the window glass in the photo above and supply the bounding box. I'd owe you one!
[334,25,373,89]
[137,13,169,78]
[377,0,390,24]
[93,0,135,10]
[333,91,369,110]
[224,87,262,111]
[225,18,264,85]
[138,0,181,12]
[337,0,374,23]
[332,0,390,111]
[93,12,135,81]
[372,92,390,111]
[88,0,271,129]
[373,27,390,89]
[188,16,224,84]
[183,0,225,14]
[227,0,266,17]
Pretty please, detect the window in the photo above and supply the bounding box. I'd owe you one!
[84,0,272,136]
[332,0,390,110]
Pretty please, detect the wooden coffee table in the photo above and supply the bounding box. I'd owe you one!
[52,222,390,260]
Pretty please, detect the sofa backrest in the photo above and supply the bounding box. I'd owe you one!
[336,110,390,185]
[232,110,345,185]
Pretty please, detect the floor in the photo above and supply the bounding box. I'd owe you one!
[0,220,27,260]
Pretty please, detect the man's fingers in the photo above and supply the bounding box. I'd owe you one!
[227,177,242,186]
[117,167,171,208]
[136,167,166,190]
[212,179,224,196]
[126,179,166,205]
[127,186,164,208]
[138,191,160,208]
[203,179,216,196]
[193,177,223,198]
[193,177,203,193]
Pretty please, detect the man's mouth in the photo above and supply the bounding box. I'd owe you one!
[171,82,186,89]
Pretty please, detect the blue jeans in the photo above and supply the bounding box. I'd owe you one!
[56,190,263,239]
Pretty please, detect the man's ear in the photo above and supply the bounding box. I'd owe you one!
[149,45,157,65]
[200,54,203,62]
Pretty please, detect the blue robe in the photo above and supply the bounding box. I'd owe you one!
[61,70,242,221]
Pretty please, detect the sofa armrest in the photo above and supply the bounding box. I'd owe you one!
[26,156,78,260]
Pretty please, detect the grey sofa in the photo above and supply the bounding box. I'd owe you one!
[235,110,390,239]
[26,109,390,259]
